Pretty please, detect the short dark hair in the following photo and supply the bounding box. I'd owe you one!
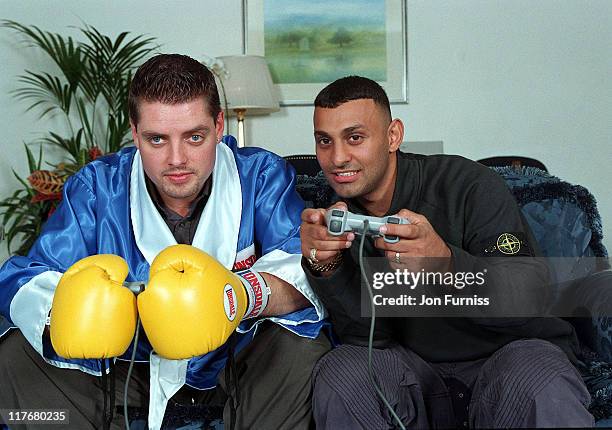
[314,76,391,120]
[128,54,221,126]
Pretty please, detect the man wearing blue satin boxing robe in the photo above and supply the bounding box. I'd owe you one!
[0,54,329,430]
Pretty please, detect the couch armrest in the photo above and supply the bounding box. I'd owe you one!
[565,269,612,362]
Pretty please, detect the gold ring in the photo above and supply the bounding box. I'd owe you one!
[310,248,319,263]
[394,252,401,264]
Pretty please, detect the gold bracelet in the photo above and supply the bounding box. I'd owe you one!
[307,252,343,273]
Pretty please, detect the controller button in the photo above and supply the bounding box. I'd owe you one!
[387,217,400,224]
[331,209,344,217]
[329,220,343,233]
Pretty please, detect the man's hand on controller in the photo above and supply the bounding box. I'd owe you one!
[376,209,451,271]
[300,202,354,273]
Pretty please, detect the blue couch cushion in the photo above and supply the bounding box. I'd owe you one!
[491,166,608,258]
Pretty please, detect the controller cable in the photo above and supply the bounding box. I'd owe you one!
[122,282,145,430]
[359,220,406,430]
[123,316,141,430]
[100,358,115,430]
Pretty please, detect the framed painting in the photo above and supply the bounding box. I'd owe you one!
[243,0,408,105]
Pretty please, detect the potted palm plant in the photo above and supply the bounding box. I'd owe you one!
[0,21,158,255]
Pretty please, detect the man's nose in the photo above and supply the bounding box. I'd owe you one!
[331,144,350,167]
[168,142,187,166]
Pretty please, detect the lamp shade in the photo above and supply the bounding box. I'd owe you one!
[216,55,279,116]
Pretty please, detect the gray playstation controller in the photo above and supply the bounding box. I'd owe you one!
[325,209,409,244]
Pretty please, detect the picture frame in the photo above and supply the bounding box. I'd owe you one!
[242,0,408,106]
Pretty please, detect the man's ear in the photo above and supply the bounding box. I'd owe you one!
[388,118,404,152]
[215,110,225,142]
[130,122,140,149]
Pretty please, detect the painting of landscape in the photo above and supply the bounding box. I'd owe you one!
[263,0,387,84]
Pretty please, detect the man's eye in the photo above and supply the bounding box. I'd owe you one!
[149,136,163,145]
[316,137,331,145]
[348,135,363,143]
[190,135,202,142]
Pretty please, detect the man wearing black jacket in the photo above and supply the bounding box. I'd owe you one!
[300,76,593,428]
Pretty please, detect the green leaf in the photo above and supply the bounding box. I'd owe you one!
[36,144,43,170]
[2,20,84,92]
[78,148,88,166]
[14,71,74,117]
[24,143,39,173]
[12,169,31,190]
[39,130,84,164]
[75,98,94,148]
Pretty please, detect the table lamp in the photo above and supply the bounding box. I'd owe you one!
[215,55,279,148]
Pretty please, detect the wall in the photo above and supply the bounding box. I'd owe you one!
[1,0,610,263]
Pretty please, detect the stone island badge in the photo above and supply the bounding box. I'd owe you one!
[496,233,521,255]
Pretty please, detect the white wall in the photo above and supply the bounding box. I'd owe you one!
[1,0,610,263]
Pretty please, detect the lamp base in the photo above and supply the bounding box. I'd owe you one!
[234,109,246,148]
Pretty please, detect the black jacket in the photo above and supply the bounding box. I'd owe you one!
[305,151,580,363]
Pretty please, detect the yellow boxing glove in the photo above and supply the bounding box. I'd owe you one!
[50,254,137,358]
[138,244,270,360]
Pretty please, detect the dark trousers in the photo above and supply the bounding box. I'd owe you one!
[0,322,330,430]
[312,339,594,429]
